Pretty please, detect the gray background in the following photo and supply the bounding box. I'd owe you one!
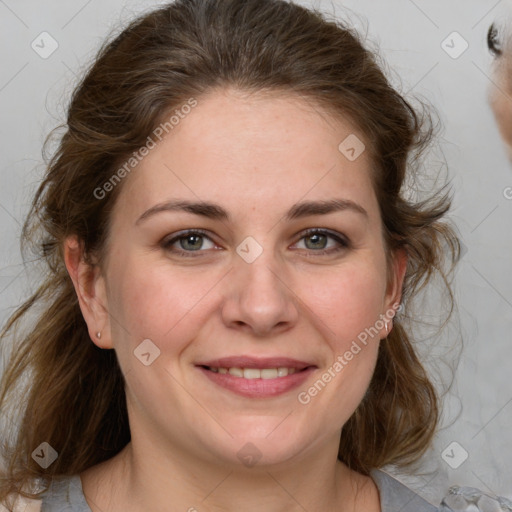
[0,0,511,503]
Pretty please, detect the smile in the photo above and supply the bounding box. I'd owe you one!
[206,366,298,379]
[197,362,316,398]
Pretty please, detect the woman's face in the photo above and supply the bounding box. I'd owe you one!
[90,88,404,468]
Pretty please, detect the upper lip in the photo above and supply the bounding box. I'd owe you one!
[197,356,316,370]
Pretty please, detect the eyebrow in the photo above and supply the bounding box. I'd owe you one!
[135,198,368,225]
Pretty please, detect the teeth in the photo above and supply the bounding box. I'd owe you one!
[243,368,261,379]
[260,368,278,379]
[277,367,289,377]
[210,367,298,378]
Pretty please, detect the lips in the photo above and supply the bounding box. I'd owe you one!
[195,356,317,398]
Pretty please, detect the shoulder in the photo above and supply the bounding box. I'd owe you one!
[1,475,91,512]
[38,475,91,512]
[370,469,438,512]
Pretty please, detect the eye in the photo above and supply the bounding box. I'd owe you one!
[293,228,350,256]
[487,23,502,57]
[161,228,350,258]
[161,229,219,257]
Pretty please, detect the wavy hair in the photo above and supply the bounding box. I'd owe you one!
[0,0,459,505]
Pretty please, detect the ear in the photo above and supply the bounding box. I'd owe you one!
[63,236,113,349]
[382,247,408,335]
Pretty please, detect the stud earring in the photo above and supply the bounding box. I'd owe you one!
[384,320,389,337]
[96,331,102,339]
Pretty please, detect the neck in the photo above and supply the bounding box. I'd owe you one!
[81,435,379,512]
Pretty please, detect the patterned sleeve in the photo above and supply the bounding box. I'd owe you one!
[439,486,512,511]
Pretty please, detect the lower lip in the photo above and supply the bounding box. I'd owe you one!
[197,367,316,398]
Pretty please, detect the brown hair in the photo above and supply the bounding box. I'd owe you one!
[0,0,459,504]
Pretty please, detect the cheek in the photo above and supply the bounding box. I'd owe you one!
[296,267,382,433]
[291,261,385,420]
[105,253,225,353]
[298,261,387,342]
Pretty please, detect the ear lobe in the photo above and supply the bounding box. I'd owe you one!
[382,248,408,335]
[64,236,113,349]
[387,248,407,307]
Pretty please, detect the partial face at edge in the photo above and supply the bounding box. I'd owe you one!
[488,12,512,160]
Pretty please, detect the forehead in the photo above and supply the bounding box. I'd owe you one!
[111,88,380,228]
[127,89,374,198]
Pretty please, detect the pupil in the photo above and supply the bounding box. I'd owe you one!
[306,234,327,249]
[182,235,202,250]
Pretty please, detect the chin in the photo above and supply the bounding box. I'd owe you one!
[201,421,316,469]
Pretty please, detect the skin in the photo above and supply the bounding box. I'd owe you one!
[490,57,512,159]
[65,87,406,512]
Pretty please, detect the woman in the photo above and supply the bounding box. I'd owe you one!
[0,0,460,510]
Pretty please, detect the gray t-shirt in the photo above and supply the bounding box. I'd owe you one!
[39,468,438,511]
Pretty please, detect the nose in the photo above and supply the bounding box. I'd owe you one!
[221,252,299,337]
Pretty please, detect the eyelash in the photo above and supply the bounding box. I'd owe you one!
[487,23,502,57]
[160,228,350,258]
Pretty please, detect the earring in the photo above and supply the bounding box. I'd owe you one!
[384,320,389,337]
[96,331,102,339]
